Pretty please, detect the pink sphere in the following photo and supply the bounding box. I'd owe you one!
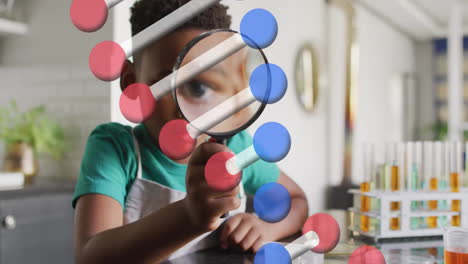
[348,245,386,264]
[70,0,108,32]
[89,41,126,82]
[302,213,340,254]
[119,83,156,123]
[205,152,242,192]
[159,119,196,160]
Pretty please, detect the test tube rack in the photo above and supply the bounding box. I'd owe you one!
[347,189,468,241]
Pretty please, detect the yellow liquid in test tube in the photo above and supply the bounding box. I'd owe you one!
[450,172,460,226]
[360,182,370,232]
[390,165,400,230]
[451,172,460,192]
[360,143,374,233]
[391,166,401,210]
[428,177,438,228]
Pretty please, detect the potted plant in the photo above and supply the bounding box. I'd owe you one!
[427,120,468,141]
[0,101,66,185]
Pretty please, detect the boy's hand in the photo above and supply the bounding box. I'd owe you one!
[182,142,241,233]
[219,213,275,253]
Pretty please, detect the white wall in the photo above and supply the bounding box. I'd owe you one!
[326,3,350,187]
[0,0,112,180]
[351,6,415,183]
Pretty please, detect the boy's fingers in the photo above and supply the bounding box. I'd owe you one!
[219,214,242,245]
[228,219,251,246]
[252,237,266,253]
[240,229,260,252]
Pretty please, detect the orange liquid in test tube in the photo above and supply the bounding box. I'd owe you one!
[451,171,461,226]
[360,143,373,233]
[450,172,460,193]
[390,166,401,212]
[361,185,370,232]
[390,161,400,230]
[450,173,460,226]
[428,177,438,228]
[360,182,370,232]
[450,142,462,226]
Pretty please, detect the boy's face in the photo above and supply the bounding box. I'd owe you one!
[122,29,250,162]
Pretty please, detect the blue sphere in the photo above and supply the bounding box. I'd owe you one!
[250,64,288,104]
[240,9,278,49]
[254,182,291,223]
[253,122,291,162]
[254,243,291,264]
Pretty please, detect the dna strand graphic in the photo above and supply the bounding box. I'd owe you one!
[69,1,348,263]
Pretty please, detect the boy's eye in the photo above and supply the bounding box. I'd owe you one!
[185,81,211,99]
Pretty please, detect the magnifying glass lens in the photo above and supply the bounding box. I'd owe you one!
[174,30,268,137]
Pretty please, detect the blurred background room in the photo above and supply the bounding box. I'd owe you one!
[0,0,466,263]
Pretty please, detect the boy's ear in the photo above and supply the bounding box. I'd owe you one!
[120,60,136,92]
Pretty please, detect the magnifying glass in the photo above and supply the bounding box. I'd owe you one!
[171,29,271,218]
[172,29,270,143]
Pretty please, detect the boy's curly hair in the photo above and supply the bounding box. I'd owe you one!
[130,0,232,36]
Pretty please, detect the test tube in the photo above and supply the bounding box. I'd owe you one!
[398,143,406,191]
[442,142,451,191]
[450,142,462,226]
[427,142,441,228]
[414,142,423,192]
[360,143,371,233]
[407,142,419,229]
[406,142,414,192]
[390,143,401,230]
[372,143,384,233]
[373,143,385,195]
[439,142,451,227]
[420,142,433,228]
[414,142,425,228]
[384,143,393,191]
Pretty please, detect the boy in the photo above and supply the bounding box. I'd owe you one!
[73,1,308,263]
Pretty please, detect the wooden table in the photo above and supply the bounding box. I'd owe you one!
[162,233,323,264]
[162,247,323,264]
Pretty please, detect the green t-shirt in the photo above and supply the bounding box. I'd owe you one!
[73,122,280,208]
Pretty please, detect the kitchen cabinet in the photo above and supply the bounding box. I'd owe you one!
[0,184,74,264]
